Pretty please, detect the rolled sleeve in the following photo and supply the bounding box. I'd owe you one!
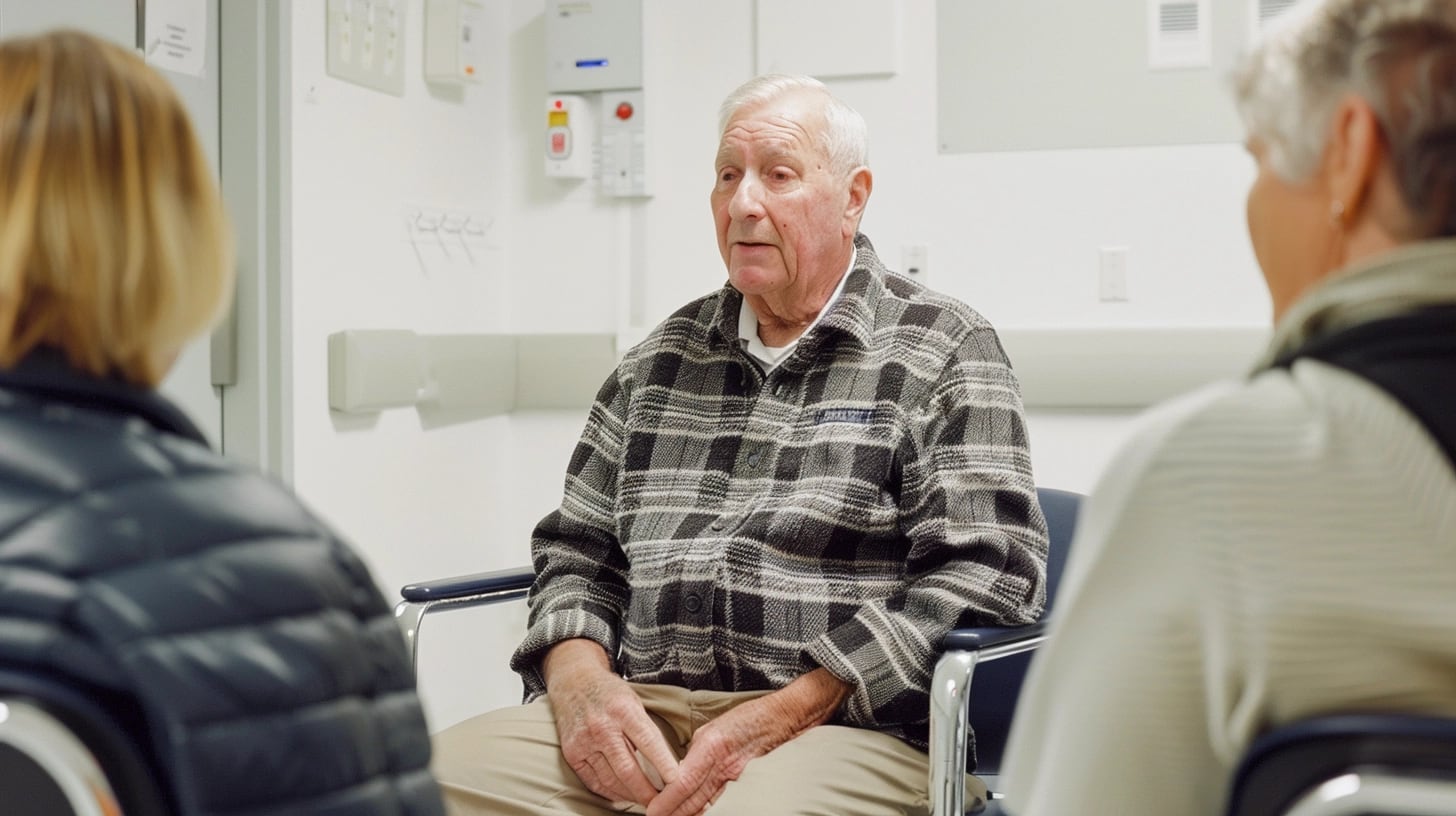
[508,370,633,698]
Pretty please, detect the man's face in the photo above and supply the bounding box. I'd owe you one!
[710,91,856,299]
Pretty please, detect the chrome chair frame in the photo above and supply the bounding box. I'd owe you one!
[1226,714,1456,816]
[0,698,122,816]
[1282,773,1456,816]
[928,625,1047,814]
[0,668,172,816]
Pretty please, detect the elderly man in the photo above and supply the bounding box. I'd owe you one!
[434,74,1048,816]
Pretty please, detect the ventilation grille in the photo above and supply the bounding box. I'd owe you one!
[1160,2,1201,37]
[1259,0,1299,25]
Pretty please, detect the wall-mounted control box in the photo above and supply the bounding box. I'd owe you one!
[598,89,648,197]
[545,0,642,92]
[425,0,488,84]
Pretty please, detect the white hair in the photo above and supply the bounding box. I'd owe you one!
[1234,0,1456,236]
[717,74,869,177]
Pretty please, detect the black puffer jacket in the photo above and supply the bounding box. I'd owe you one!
[0,351,443,816]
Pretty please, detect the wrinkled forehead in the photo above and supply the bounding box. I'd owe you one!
[716,92,830,162]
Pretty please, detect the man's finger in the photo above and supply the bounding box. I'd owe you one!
[645,779,687,816]
[584,753,636,804]
[667,781,718,816]
[601,736,663,806]
[646,763,711,816]
[623,712,680,786]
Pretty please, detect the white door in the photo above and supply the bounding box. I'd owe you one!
[0,0,225,446]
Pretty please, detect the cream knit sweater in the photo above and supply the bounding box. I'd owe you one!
[1001,241,1456,815]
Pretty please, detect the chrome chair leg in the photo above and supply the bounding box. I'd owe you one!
[930,650,979,816]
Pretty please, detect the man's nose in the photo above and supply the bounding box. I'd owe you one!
[728,174,765,220]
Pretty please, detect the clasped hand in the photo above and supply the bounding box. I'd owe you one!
[550,670,790,815]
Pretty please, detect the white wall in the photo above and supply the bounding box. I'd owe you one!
[500,0,1272,497]
[281,0,1273,731]
[286,0,530,730]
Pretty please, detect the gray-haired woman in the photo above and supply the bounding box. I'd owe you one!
[999,1,1456,813]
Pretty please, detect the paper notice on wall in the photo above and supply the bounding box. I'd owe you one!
[145,0,207,78]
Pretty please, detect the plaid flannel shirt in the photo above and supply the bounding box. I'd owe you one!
[512,234,1048,752]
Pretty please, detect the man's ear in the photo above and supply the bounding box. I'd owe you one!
[1325,94,1383,223]
[844,167,873,230]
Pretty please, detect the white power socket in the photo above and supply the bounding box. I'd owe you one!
[1099,246,1130,302]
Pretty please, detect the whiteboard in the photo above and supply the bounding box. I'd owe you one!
[757,0,900,79]
[936,0,1250,153]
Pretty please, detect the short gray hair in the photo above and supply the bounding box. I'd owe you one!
[717,74,869,177]
[1234,0,1456,237]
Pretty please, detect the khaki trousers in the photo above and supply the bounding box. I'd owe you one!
[432,683,986,816]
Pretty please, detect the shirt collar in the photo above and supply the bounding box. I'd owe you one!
[715,233,886,359]
[737,246,856,370]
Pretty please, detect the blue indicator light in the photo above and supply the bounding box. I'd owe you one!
[575,59,609,68]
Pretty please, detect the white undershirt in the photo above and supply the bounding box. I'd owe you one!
[737,247,856,372]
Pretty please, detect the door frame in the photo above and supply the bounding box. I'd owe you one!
[217,1,294,482]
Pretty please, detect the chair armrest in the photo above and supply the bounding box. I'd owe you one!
[929,622,1048,816]
[395,565,534,674]
[942,622,1047,659]
[401,566,534,603]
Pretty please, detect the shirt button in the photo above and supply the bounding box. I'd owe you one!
[683,593,703,613]
[746,451,762,468]
[710,519,725,531]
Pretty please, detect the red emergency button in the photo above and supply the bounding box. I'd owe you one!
[615,101,634,120]
[550,132,566,154]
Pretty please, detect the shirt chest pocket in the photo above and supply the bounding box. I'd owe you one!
[795,408,900,493]
[762,409,904,551]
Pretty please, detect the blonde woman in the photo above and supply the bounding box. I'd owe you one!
[1000,1,1456,813]
[0,31,443,814]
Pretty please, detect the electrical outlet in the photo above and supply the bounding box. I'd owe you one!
[1099,247,1130,302]
[902,244,930,285]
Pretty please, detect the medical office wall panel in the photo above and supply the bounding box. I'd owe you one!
[937,0,1247,153]
[756,0,901,78]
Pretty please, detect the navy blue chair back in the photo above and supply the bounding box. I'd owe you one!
[965,487,1081,776]
[1226,714,1456,816]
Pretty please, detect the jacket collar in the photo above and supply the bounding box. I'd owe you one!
[1257,238,1456,370]
[711,233,887,369]
[0,348,209,446]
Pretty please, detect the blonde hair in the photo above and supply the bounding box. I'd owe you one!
[0,30,234,386]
